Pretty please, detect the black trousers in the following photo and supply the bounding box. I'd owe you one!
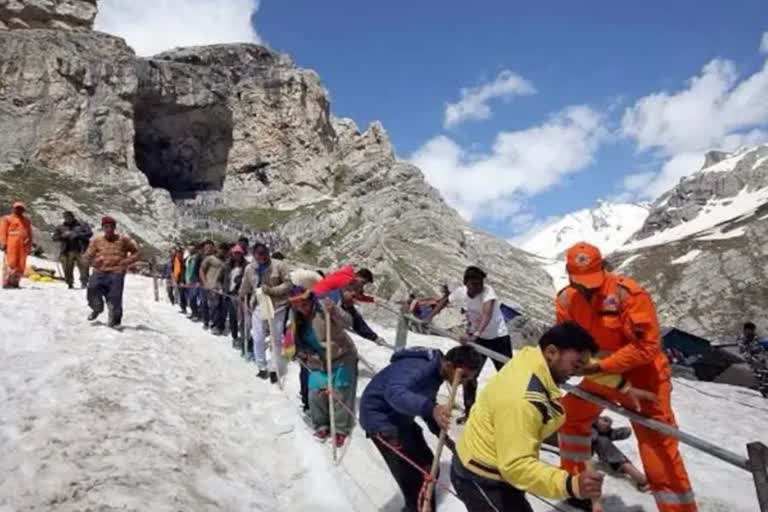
[178,286,188,313]
[463,335,512,414]
[370,424,435,512]
[300,365,309,410]
[226,296,239,339]
[451,455,532,512]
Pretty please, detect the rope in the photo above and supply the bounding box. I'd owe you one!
[150,283,598,510]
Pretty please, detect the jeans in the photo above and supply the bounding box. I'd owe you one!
[250,305,288,372]
[87,271,126,325]
[196,288,210,325]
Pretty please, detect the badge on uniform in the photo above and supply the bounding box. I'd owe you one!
[601,295,619,313]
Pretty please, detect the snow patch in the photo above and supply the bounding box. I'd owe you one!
[671,249,702,264]
[696,226,746,241]
[621,187,768,251]
[519,202,649,258]
[616,254,641,270]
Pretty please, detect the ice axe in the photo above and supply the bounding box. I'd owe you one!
[420,368,463,512]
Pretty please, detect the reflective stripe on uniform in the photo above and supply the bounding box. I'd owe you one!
[653,490,696,505]
[558,433,592,447]
[559,449,592,462]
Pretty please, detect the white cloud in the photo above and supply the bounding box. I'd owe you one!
[443,70,536,128]
[95,0,261,57]
[620,39,768,199]
[761,32,768,55]
[412,105,605,222]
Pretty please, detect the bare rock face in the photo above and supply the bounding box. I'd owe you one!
[0,0,97,30]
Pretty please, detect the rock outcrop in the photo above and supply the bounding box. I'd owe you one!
[0,0,96,30]
[612,145,768,341]
[0,4,554,330]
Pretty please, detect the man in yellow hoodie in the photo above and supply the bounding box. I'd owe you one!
[452,321,604,511]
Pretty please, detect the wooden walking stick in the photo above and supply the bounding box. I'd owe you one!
[585,460,604,512]
[323,305,338,462]
[421,368,463,512]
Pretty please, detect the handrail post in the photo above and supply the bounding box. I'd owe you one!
[748,442,768,511]
[394,311,409,351]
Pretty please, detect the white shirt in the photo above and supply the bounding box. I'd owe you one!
[448,284,509,339]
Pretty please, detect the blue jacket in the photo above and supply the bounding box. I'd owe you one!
[359,347,444,435]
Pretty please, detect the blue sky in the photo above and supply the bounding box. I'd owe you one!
[97,1,768,241]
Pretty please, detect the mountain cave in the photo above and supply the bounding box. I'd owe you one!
[133,100,234,199]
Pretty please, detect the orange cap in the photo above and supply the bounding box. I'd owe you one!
[565,242,605,289]
[12,201,26,210]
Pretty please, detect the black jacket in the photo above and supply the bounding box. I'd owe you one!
[53,220,93,255]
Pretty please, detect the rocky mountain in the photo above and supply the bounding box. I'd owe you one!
[0,0,96,30]
[0,2,553,328]
[609,145,768,341]
[520,200,649,258]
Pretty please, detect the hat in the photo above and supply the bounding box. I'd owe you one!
[101,216,117,226]
[230,245,245,255]
[565,242,605,289]
[12,201,25,210]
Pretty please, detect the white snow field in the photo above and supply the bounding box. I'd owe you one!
[1,264,767,511]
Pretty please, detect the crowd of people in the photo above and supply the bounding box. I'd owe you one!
[7,202,768,512]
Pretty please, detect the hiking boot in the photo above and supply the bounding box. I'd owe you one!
[88,310,101,321]
[313,428,330,443]
[565,498,592,511]
[256,370,269,380]
[269,371,278,384]
[334,434,347,448]
[211,327,224,336]
[202,323,210,330]
[67,283,74,289]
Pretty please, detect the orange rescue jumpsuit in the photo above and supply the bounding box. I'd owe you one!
[556,272,697,512]
[0,212,32,287]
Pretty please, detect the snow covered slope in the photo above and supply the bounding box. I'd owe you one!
[1,264,766,511]
[519,201,649,258]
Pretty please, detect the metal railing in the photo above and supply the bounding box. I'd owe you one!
[383,304,768,511]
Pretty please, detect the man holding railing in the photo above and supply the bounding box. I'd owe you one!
[555,242,697,512]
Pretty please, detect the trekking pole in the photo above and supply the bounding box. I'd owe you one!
[585,460,604,512]
[421,368,463,512]
[324,305,338,463]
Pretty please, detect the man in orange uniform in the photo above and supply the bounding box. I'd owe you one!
[556,242,696,512]
[0,201,33,289]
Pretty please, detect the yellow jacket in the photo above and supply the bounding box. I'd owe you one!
[457,346,579,499]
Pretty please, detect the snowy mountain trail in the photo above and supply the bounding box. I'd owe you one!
[1,265,767,511]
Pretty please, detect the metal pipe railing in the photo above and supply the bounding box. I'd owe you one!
[399,311,750,470]
[372,301,768,509]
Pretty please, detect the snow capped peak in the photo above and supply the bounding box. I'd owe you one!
[699,145,768,174]
[518,201,650,258]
